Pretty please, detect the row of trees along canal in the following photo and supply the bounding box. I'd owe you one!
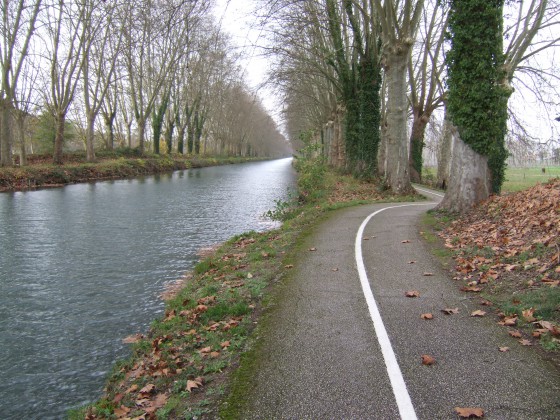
[258,0,559,212]
[0,0,292,168]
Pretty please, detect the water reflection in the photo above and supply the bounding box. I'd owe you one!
[0,158,295,419]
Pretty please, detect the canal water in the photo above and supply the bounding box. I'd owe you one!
[0,158,296,419]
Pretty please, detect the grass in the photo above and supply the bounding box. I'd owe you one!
[502,166,560,192]
[423,165,560,192]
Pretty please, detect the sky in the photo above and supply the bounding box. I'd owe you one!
[212,0,283,124]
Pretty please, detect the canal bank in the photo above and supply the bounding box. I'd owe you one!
[0,152,269,192]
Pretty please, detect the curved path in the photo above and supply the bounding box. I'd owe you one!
[237,189,560,419]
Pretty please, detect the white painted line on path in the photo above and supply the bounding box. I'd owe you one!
[355,203,433,420]
[413,185,445,199]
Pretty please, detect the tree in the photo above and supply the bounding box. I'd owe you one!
[0,0,42,166]
[373,0,425,193]
[440,0,559,211]
[81,1,123,161]
[44,0,90,164]
[439,0,508,213]
[407,0,448,182]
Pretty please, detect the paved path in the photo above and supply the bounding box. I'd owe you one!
[237,189,560,419]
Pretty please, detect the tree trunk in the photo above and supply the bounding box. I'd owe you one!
[438,125,492,213]
[104,112,116,150]
[53,112,66,165]
[436,115,454,189]
[384,49,412,193]
[16,114,27,166]
[177,126,185,154]
[0,100,13,167]
[408,110,429,183]
[86,112,96,161]
[137,119,145,154]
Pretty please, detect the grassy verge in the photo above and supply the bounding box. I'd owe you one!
[0,150,262,192]
[71,158,417,419]
[422,165,560,192]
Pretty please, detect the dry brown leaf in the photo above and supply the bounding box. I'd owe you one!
[508,330,522,338]
[139,384,155,395]
[308,247,317,251]
[521,308,536,322]
[423,272,434,277]
[405,290,420,298]
[460,285,482,293]
[284,264,294,269]
[331,267,339,272]
[186,379,202,392]
[471,310,486,317]
[498,346,510,352]
[221,341,231,348]
[441,307,459,315]
[408,261,417,264]
[519,339,533,346]
[114,405,131,417]
[421,313,434,320]
[401,240,411,244]
[455,407,484,418]
[421,354,436,366]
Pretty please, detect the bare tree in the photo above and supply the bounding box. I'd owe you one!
[373,0,425,193]
[81,1,123,161]
[43,0,90,164]
[0,0,42,166]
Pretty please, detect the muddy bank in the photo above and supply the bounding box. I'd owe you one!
[0,155,263,192]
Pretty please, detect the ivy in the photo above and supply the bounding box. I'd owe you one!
[445,0,509,193]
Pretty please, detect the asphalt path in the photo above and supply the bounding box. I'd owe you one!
[238,188,560,419]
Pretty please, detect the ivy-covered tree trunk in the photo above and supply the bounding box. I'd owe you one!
[440,0,508,212]
[152,97,169,155]
[103,111,116,150]
[177,126,185,154]
[1,100,13,166]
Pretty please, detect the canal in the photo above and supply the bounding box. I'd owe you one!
[0,158,296,419]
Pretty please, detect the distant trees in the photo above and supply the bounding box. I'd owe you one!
[0,0,290,166]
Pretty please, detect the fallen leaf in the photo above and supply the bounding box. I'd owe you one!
[521,308,536,322]
[538,321,560,336]
[508,330,522,338]
[423,272,434,276]
[363,237,370,241]
[221,341,231,348]
[471,310,486,317]
[519,339,532,346]
[479,299,493,306]
[441,307,459,315]
[308,247,317,251]
[331,267,339,272]
[421,313,434,320]
[210,351,221,358]
[247,272,253,279]
[455,407,484,418]
[401,240,411,244]
[139,384,155,395]
[122,334,144,344]
[498,346,510,352]
[421,354,436,366]
[196,304,208,313]
[284,264,294,269]
[125,384,139,394]
[405,290,420,298]
[460,286,482,292]
[499,316,518,326]
[186,378,203,392]
[199,346,212,354]
[408,261,417,264]
[114,405,131,417]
